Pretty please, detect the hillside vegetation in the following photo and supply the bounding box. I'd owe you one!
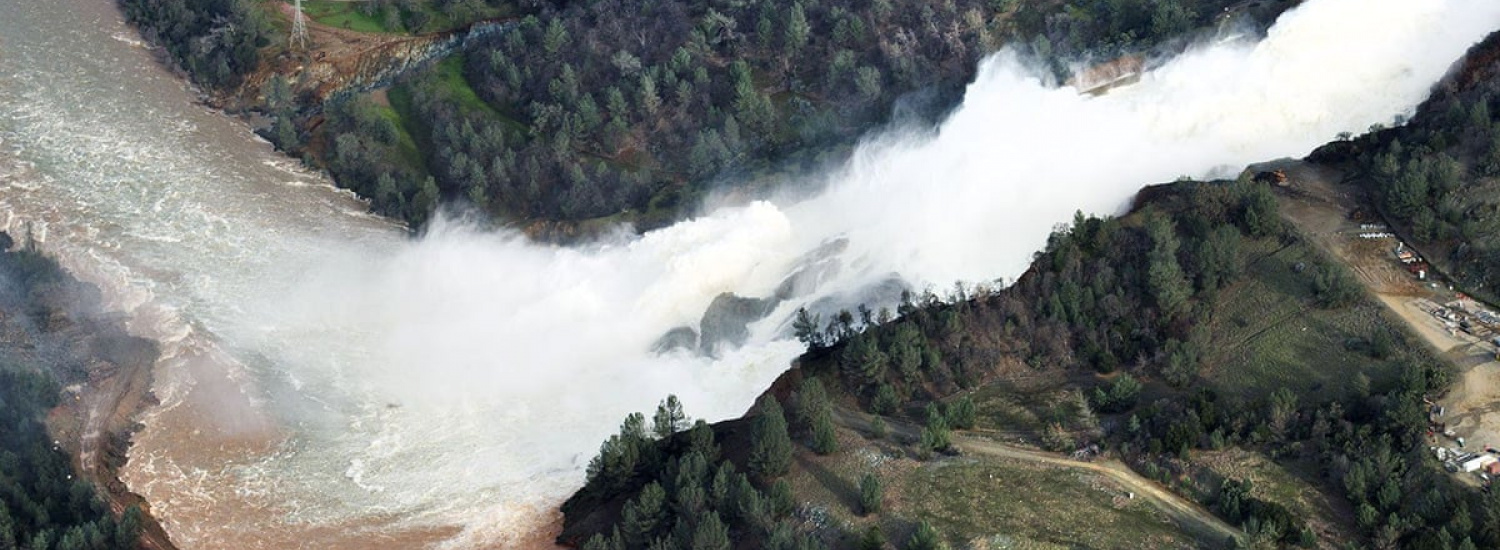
[559,170,1498,549]
[122,0,1290,232]
[1318,31,1500,304]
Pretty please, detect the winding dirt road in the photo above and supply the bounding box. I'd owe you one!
[833,409,1244,546]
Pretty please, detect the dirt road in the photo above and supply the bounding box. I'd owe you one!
[1268,160,1500,454]
[834,409,1244,546]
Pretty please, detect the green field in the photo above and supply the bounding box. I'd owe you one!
[902,458,1205,549]
[1191,449,1357,546]
[775,422,1206,550]
[297,0,513,35]
[300,0,392,33]
[1200,238,1402,400]
[367,95,426,171]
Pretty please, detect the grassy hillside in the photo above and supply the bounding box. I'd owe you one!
[297,0,513,34]
[559,172,1493,549]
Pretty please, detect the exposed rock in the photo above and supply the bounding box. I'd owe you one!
[698,293,779,356]
[650,326,698,354]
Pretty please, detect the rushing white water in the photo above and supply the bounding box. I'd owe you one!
[1,0,1498,547]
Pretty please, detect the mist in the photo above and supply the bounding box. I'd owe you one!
[120,0,1500,546]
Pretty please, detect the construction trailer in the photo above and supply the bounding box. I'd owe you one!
[1462,454,1497,473]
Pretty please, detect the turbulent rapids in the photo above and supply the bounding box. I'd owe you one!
[2,0,1499,547]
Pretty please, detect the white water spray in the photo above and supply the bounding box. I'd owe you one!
[245,0,1500,545]
[1,0,1497,547]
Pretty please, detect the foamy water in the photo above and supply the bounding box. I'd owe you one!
[0,0,1497,547]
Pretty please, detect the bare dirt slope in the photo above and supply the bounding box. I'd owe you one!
[221,3,449,110]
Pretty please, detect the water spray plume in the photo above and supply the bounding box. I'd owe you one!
[0,0,1497,547]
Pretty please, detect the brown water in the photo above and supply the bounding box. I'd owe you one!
[0,0,465,546]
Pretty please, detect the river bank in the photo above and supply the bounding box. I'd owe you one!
[44,328,178,550]
[0,242,177,549]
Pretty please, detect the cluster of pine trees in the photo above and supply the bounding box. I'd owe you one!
[1337,32,1500,304]
[121,0,272,90]
[281,0,1267,229]
[571,395,825,550]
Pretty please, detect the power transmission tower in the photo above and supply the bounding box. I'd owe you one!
[290,0,308,50]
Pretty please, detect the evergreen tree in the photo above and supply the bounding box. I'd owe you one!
[1145,214,1191,317]
[840,333,889,389]
[749,396,794,478]
[0,506,14,550]
[858,473,882,516]
[653,395,689,439]
[1191,225,1244,291]
[871,384,899,415]
[859,525,886,550]
[690,512,731,550]
[784,3,810,53]
[920,403,951,454]
[946,395,976,430]
[623,482,667,545]
[869,416,888,439]
[905,521,946,550]
[811,408,838,455]
[1240,185,1281,238]
[796,377,830,429]
[793,308,824,348]
[769,479,795,518]
[687,420,720,461]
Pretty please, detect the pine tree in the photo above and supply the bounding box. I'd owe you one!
[687,420,719,460]
[690,512,731,550]
[869,416,888,439]
[769,479,795,518]
[653,395,689,438]
[1145,214,1190,317]
[905,521,946,550]
[859,526,886,550]
[811,408,838,455]
[947,395,976,429]
[796,377,830,429]
[542,18,569,56]
[749,396,793,478]
[871,384,898,415]
[840,333,888,389]
[858,473,882,515]
[784,3,810,53]
[623,482,666,545]
[0,505,15,550]
[793,308,824,348]
[920,403,951,454]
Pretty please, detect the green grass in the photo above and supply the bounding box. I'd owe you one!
[367,97,426,172]
[968,379,1075,435]
[300,0,393,33]
[432,56,509,119]
[297,0,515,35]
[1193,449,1357,545]
[902,458,1205,549]
[776,423,1204,550]
[1201,238,1401,400]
